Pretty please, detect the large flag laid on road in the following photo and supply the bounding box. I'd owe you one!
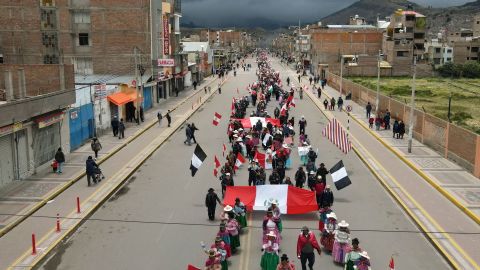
[254,151,273,170]
[212,112,222,126]
[187,265,201,270]
[322,118,352,154]
[329,160,351,190]
[223,185,318,214]
[190,145,207,177]
[233,117,281,129]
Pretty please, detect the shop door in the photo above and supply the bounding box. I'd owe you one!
[33,123,61,167]
[143,87,153,110]
[0,134,14,186]
[15,129,29,179]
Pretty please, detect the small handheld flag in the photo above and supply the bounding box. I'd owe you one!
[234,153,246,170]
[389,257,395,270]
[329,160,351,190]
[212,112,222,126]
[214,155,221,168]
[190,145,207,177]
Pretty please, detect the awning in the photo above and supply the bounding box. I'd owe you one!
[107,92,138,106]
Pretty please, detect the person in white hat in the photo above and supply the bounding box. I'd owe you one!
[320,212,338,253]
[268,199,282,232]
[260,231,280,270]
[332,220,351,264]
[226,212,241,253]
[356,251,371,270]
[298,115,307,135]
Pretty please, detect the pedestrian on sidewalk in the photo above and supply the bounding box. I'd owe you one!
[175,87,179,97]
[218,83,222,94]
[86,156,99,186]
[118,118,125,139]
[204,86,207,94]
[91,137,102,158]
[366,102,372,119]
[166,110,172,127]
[337,97,344,111]
[309,77,313,85]
[297,226,321,270]
[384,110,391,130]
[205,188,222,221]
[330,97,336,111]
[157,111,162,126]
[286,77,290,86]
[398,121,405,139]
[54,147,65,174]
[193,81,198,90]
[208,86,211,93]
[111,116,119,137]
[184,124,192,145]
[190,123,199,144]
[323,99,329,110]
[393,120,399,138]
[375,115,382,131]
[298,74,301,83]
[140,106,144,122]
[317,87,322,99]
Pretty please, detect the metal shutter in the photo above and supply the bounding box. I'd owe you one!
[0,135,14,186]
[15,129,30,179]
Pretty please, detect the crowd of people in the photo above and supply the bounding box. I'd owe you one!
[201,50,372,270]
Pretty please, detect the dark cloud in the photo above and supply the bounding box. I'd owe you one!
[180,0,475,28]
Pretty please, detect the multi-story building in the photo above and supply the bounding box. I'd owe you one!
[349,15,367,26]
[473,14,480,37]
[425,38,453,67]
[453,37,480,64]
[295,34,311,69]
[382,9,430,76]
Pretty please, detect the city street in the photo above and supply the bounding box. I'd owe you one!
[37,57,450,270]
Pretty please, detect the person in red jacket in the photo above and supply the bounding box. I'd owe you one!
[296,226,321,270]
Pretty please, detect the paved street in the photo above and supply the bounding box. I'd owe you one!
[36,57,449,270]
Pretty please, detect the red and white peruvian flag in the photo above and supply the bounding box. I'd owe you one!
[254,151,273,170]
[224,185,318,214]
[280,103,288,116]
[223,143,227,157]
[214,155,221,168]
[288,96,296,108]
[234,153,245,170]
[212,112,222,126]
[187,265,201,270]
[231,98,235,112]
[389,257,395,270]
[233,117,281,129]
[213,168,219,177]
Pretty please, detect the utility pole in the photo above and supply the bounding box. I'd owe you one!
[407,55,417,153]
[340,56,344,97]
[376,50,382,117]
[134,47,141,125]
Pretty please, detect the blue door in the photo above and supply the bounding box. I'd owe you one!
[69,104,94,151]
[143,86,153,110]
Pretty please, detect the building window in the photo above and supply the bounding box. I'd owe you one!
[446,58,452,62]
[472,57,478,60]
[44,54,58,64]
[397,51,409,57]
[447,49,452,53]
[42,32,58,48]
[78,33,89,46]
[40,9,56,29]
[435,48,441,53]
[472,47,479,52]
[74,12,90,24]
[40,0,55,6]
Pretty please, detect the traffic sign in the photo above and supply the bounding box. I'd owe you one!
[346,105,352,112]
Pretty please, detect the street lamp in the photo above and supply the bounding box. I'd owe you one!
[407,45,418,153]
[375,50,383,117]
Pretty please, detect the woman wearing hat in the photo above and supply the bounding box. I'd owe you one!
[260,231,280,270]
[217,222,232,258]
[226,212,241,253]
[344,238,362,270]
[204,249,222,270]
[332,220,352,264]
[320,212,337,253]
[268,199,283,233]
[263,210,281,245]
[233,198,247,229]
[210,237,229,270]
[276,254,295,270]
[355,251,371,270]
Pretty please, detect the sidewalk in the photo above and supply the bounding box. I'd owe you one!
[0,75,221,269]
[279,61,480,269]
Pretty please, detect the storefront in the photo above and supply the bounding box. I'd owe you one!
[33,111,64,167]
[0,126,15,186]
[107,85,141,123]
[0,122,31,186]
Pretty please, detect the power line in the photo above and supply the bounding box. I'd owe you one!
[0,213,479,235]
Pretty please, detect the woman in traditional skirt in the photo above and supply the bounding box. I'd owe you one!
[332,220,351,264]
[344,238,362,270]
[205,249,222,270]
[260,231,280,270]
[320,212,337,253]
[262,210,281,245]
[356,251,371,270]
[217,222,232,258]
[269,200,282,233]
[226,212,240,253]
[233,198,247,229]
[318,206,332,231]
[276,254,296,270]
[211,237,229,270]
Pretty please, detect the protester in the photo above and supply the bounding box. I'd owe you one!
[332,220,351,264]
[261,231,280,270]
[190,123,199,144]
[206,188,222,221]
[298,116,307,135]
[233,198,247,228]
[345,238,363,270]
[296,226,321,270]
[226,212,240,253]
[320,212,338,253]
[276,254,295,270]
[294,167,306,188]
[54,147,65,174]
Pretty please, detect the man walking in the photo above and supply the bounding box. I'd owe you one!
[205,188,222,221]
[337,96,344,111]
[218,83,222,94]
[157,111,162,126]
[118,118,125,139]
[184,124,192,145]
[54,147,65,174]
[366,102,372,119]
[299,116,307,135]
[190,123,199,144]
[85,156,99,187]
[295,166,306,188]
[91,138,102,158]
[165,110,172,127]
[175,86,179,97]
[297,226,321,270]
[193,80,198,90]
[111,116,119,137]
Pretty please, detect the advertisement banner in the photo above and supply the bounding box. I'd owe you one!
[157,59,175,67]
[163,16,170,55]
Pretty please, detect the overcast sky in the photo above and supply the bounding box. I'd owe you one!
[181,0,476,28]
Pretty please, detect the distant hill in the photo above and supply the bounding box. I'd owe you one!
[320,0,480,35]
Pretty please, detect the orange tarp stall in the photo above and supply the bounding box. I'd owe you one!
[107,92,139,106]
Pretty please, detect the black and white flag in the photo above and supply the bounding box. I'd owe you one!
[329,160,351,190]
[190,145,207,177]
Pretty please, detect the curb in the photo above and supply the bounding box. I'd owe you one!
[8,77,229,270]
[0,76,221,239]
